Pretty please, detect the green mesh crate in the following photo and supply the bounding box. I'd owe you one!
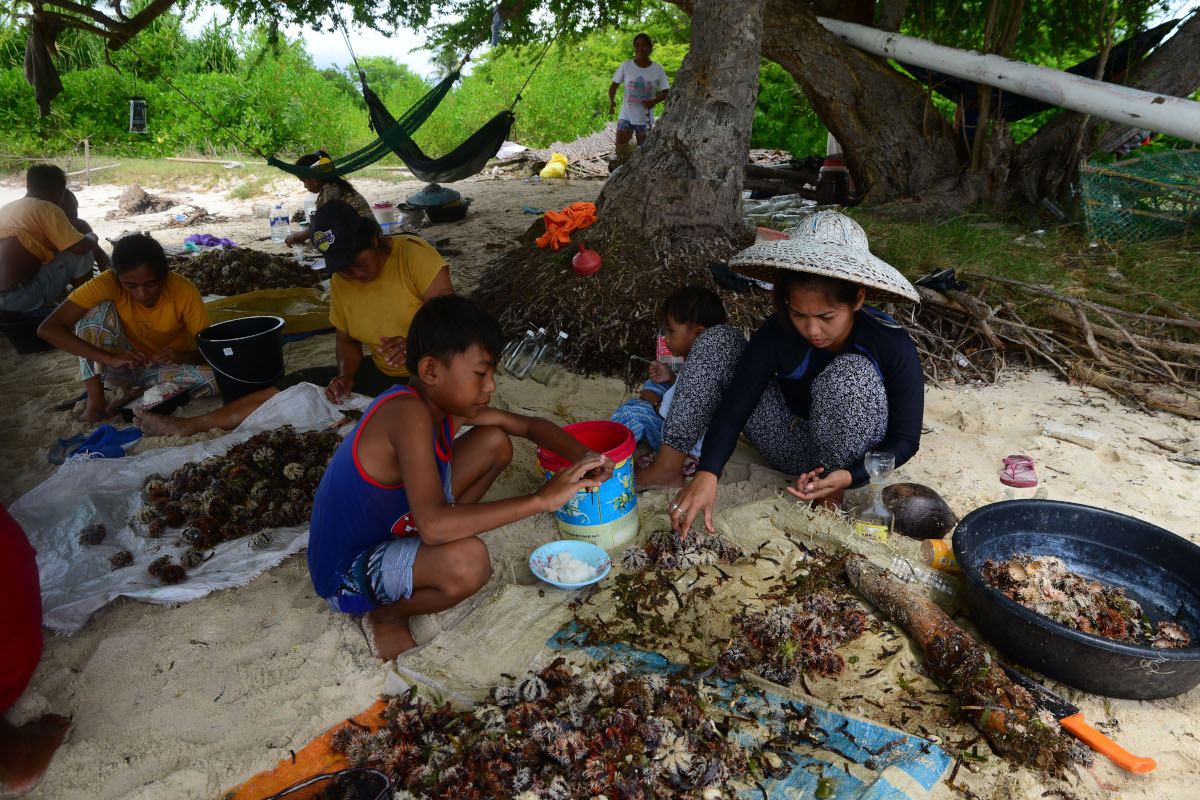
[1080,148,1199,242]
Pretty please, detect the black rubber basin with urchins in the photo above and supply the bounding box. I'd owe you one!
[953,499,1200,699]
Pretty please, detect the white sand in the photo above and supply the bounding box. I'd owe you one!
[2,177,1198,799]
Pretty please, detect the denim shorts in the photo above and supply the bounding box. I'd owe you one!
[327,535,422,615]
[617,119,649,134]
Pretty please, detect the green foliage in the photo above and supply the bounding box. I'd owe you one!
[751,62,825,156]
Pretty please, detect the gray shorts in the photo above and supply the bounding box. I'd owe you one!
[0,250,93,314]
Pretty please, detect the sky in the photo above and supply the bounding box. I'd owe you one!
[182,7,445,78]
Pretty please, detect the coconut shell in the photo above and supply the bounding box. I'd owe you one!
[883,483,957,540]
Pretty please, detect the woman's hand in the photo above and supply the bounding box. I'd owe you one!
[648,360,675,385]
[537,453,606,512]
[609,100,616,119]
[787,468,852,502]
[667,471,718,538]
[148,346,182,366]
[379,335,407,370]
[326,375,354,405]
[106,350,146,370]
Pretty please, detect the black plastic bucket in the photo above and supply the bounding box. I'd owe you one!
[954,499,1200,699]
[197,316,285,402]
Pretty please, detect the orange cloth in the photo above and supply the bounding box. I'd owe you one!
[227,699,388,800]
[536,202,597,250]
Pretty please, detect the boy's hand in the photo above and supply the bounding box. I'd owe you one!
[537,453,606,512]
[581,451,615,483]
[648,360,674,385]
[106,349,146,370]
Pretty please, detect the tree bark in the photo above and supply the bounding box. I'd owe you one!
[753,0,964,204]
[595,0,766,251]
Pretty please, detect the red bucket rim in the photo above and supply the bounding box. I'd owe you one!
[536,421,635,472]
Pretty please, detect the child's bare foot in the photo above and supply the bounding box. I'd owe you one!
[132,408,193,437]
[362,606,417,661]
[77,404,111,424]
[0,713,71,797]
[635,463,685,492]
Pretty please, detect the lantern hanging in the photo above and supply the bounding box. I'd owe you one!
[129,97,148,133]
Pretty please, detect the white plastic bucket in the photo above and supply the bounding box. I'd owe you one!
[371,203,395,225]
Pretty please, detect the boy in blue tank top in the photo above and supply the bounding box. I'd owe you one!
[308,296,611,660]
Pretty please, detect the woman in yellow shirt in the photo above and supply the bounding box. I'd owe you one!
[311,200,453,402]
[38,234,216,423]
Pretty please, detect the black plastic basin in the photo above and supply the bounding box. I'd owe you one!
[953,499,1200,699]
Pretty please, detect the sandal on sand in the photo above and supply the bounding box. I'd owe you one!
[999,454,1038,488]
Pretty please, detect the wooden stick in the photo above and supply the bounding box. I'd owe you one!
[164,157,244,167]
[1074,305,1111,366]
[65,164,116,177]
[1141,437,1180,453]
[844,557,1077,775]
[964,273,1200,331]
[1040,306,1200,362]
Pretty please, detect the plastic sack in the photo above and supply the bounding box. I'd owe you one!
[539,153,568,180]
[11,383,371,634]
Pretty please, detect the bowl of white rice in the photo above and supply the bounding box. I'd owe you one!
[529,541,611,590]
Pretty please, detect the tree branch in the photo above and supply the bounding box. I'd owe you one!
[38,0,119,30]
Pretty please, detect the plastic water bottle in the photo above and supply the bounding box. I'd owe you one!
[270,204,291,243]
[885,553,961,610]
[529,331,569,385]
[499,330,534,375]
[509,328,546,379]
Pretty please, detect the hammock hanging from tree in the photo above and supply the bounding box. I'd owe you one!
[269,19,557,183]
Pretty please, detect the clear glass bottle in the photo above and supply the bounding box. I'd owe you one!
[851,451,895,542]
[498,330,534,375]
[529,331,569,385]
[270,203,290,243]
[509,327,546,379]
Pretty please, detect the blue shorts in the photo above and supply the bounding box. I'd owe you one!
[617,119,649,134]
[326,536,422,615]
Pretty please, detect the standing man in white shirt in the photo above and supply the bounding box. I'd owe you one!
[608,33,670,158]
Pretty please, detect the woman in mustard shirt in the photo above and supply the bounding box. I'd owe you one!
[312,200,453,403]
[38,234,215,422]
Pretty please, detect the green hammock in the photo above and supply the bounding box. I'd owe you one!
[268,66,513,184]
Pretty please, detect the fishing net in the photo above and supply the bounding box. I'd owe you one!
[1080,148,1200,242]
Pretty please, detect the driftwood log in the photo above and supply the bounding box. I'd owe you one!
[844,556,1079,775]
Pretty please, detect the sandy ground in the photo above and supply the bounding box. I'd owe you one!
[2,177,1199,799]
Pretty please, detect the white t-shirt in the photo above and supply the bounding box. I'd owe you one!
[612,59,669,127]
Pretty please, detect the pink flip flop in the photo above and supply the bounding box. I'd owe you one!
[999,455,1038,488]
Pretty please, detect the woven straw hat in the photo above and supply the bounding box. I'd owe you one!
[730,210,919,303]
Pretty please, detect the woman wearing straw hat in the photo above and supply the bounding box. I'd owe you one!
[666,211,924,535]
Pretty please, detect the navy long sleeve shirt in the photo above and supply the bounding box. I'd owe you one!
[696,307,924,485]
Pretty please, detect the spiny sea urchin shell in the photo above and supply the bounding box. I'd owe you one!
[78,523,107,546]
[147,555,173,577]
[181,548,205,568]
[108,549,133,569]
[248,531,272,550]
[159,564,188,585]
[283,462,304,481]
[620,546,649,571]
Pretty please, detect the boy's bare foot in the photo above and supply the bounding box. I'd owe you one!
[0,713,71,798]
[635,463,686,492]
[132,408,193,437]
[77,404,110,424]
[362,606,417,661]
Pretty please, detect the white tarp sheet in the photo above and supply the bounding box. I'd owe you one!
[11,383,370,635]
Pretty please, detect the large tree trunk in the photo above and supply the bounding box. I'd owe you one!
[471,0,768,375]
[595,0,765,252]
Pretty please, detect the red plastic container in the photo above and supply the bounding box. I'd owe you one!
[536,421,635,471]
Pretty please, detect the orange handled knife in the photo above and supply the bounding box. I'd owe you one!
[1000,664,1156,773]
